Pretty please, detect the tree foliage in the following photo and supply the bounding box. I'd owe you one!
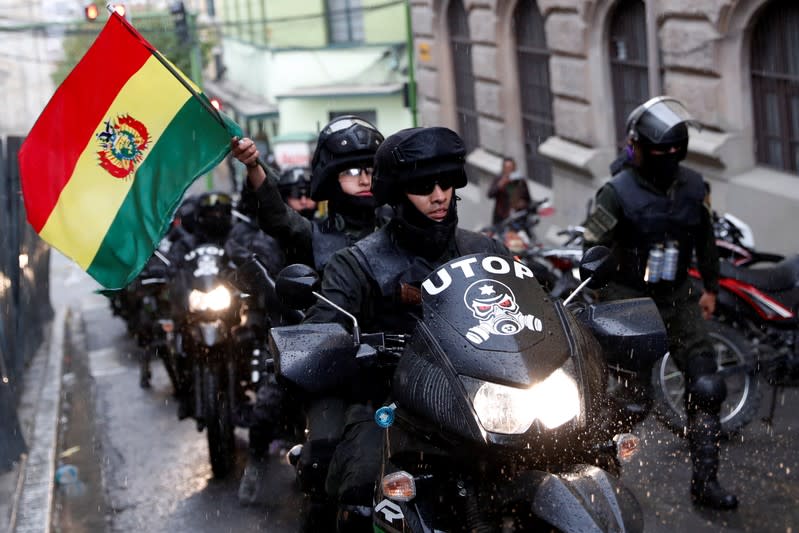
[53,4,215,88]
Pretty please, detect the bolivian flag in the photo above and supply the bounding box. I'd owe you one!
[19,12,241,289]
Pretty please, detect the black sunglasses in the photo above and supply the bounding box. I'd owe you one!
[404,175,456,196]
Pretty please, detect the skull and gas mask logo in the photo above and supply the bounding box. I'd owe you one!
[463,279,542,345]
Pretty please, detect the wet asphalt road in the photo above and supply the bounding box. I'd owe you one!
[56,290,301,533]
[52,260,799,532]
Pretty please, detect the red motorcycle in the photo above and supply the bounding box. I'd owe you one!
[653,220,799,435]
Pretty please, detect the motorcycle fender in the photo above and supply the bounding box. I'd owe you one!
[523,465,643,533]
[373,499,432,533]
[197,321,224,347]
[583,298,668,372]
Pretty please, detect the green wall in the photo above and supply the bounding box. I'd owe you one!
[219,0,407,49]
[278,94,412,137]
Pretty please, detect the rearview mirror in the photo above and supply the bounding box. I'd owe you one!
[275,264,321,310]
[231,255,271,294]
[579,246,617,288]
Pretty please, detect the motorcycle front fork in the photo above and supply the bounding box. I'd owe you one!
[192,358,238,432]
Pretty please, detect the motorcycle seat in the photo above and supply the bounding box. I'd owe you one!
[720,254,799,292]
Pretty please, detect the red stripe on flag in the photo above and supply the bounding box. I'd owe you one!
[19,14,151,232]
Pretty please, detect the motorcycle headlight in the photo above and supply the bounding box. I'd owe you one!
[188,286,231,312]
[463,367,581,434]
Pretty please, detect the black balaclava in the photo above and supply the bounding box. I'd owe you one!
[392,195,458,261]
[327,181,377,231]
[639,144,684,192]
[296,206,317,221]
[198,212,231,241]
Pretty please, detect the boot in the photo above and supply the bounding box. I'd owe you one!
[139,350,152,389]
[238,454,269,506]
[688,411,738,510]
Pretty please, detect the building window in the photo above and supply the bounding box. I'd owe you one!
[327,0,365,44]
[608,0,649,144]
[222,0,267,45]
[513,0,553,187]
[329,110,377,125]
[448,0,479,153]
[751,0,799,174]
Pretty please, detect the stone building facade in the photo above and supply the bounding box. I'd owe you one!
[411,0,799,255]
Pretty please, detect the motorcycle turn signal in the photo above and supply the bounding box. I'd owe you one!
[613,433,641,463]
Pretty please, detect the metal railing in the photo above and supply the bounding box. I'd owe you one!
[0,135,53,472]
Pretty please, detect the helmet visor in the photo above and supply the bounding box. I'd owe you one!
[633,97,700,144]
[199,193,232,207]
[323,117,378,134]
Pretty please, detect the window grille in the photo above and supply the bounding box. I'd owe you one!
[448,0,479,152]
[514,0,553,186]
[751,0,799,174]
[609,0,649,145]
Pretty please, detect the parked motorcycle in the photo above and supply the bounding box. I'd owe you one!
[712,211,784,266]
[651,209,798,435]
[480,198,554,254]
[270,248,668,531]
[653,254,799,435]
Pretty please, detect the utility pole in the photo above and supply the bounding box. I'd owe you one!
[645,0,661,96]
[404,0,418,127]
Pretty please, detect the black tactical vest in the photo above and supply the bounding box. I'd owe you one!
[349,226,505,333]
[607,166,706,288]
[310,217,355,273]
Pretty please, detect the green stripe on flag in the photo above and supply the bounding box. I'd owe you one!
[87,97,241,288]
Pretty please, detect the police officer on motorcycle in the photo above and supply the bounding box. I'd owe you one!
[232,115,386,271]
[230,117,387,505]
[303,126,508,525]
[582,96,737,510]
[169,192,237,419]
[277,166,317,221]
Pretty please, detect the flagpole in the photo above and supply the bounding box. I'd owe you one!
[106,7,228,132]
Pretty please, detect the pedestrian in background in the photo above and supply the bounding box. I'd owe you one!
[487,156,531,225]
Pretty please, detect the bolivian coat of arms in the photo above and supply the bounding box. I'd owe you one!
[96,114,150,178]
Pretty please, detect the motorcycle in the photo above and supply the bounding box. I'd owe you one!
[653,255,799,435]
[269,247,668,531]
[172,241,248,478]
[134,252,179,392]
[480,198,555,254]
[652,210,798,435]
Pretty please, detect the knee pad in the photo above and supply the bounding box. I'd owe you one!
[686,373,727,413]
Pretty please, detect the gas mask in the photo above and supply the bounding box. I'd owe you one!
[463,280,542,344]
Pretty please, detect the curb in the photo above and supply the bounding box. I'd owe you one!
[10,306,66,533]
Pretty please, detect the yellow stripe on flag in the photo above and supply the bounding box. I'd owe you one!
[39,56,192,269]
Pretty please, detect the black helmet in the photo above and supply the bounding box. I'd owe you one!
[175,195,199,233]
[625,96,699,150]
[195,191,233,239]
[278,166,312,201]
[372,127,468,205]
[310,115,384,201]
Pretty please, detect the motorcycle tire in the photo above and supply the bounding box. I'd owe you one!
[156,346,180,396]
[651,320,760,438]
[203,366,236,478]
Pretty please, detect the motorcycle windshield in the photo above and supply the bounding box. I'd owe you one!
[420,253,571,386]
[182,243,227,291]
